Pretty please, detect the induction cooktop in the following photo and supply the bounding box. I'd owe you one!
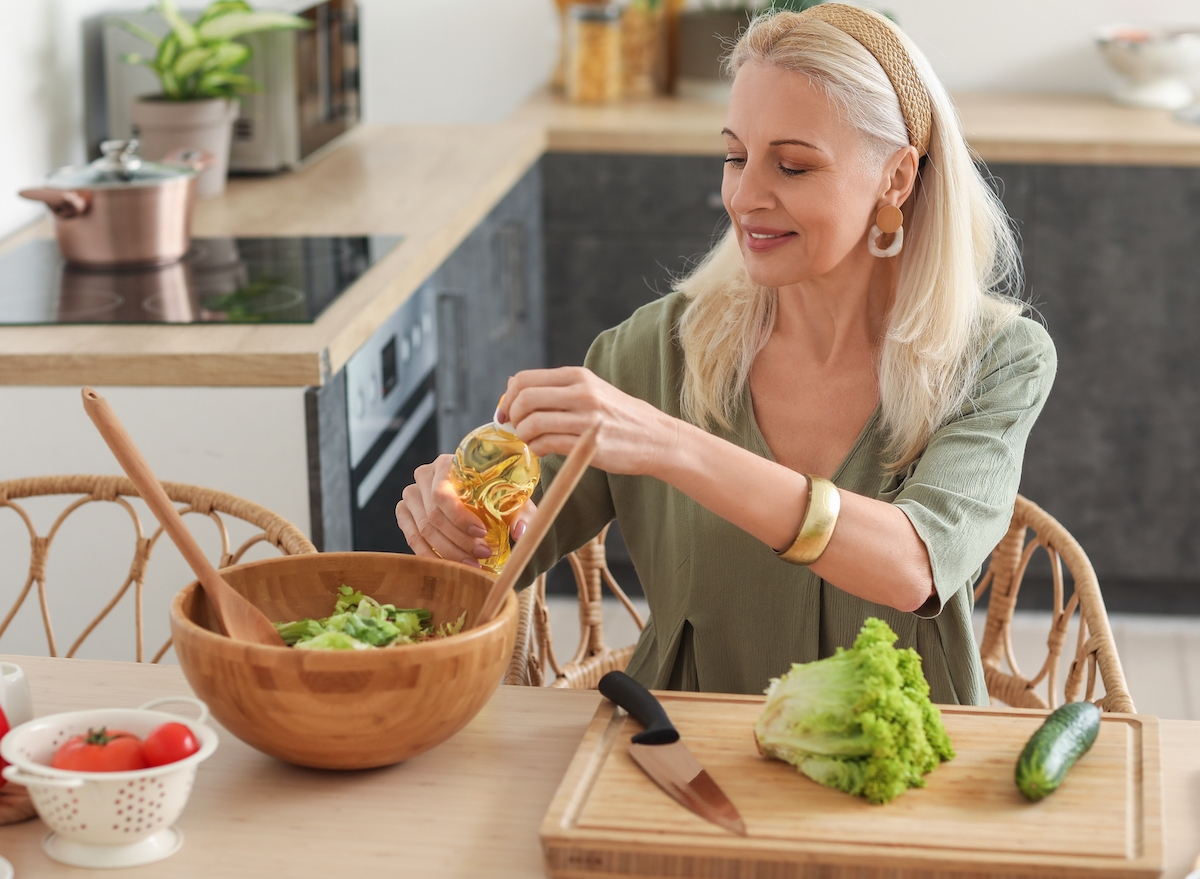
[0,235,403,325]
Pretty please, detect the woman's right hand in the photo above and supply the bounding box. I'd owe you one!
[395,455,493,566]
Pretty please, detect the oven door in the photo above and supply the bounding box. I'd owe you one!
[345,280,438,553]
[350,373,438,553]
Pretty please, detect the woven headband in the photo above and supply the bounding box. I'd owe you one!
[798,3,932,156]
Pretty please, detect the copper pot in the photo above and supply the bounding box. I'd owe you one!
[20,140,213,268]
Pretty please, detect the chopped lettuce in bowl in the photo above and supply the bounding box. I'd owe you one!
[275,585,466,650]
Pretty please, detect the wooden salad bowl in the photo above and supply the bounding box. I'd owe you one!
[169,552,517,770]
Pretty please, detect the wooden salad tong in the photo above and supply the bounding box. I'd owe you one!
[82,387,284,646]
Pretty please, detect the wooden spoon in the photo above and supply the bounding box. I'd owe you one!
[476,422,600,625]
[81,387,284,646]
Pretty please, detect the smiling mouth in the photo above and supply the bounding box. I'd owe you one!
[748,232,791,239]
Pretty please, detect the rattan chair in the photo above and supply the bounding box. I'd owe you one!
[976,494,1134,713]
[504,523,644,688]
[507,496,1134,713]
[0,474,316,663]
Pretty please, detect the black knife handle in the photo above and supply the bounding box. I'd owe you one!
[598,671,680,745]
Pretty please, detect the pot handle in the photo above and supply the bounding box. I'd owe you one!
[162,148,215,173]
[18,188,90,220]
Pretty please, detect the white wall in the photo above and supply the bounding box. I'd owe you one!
[0,386,310,663]
[0,0,148,241]
[883,0,1200,94]
[358,0,558,125]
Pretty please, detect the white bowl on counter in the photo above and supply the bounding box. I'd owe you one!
[0,697,217,869]
[1097,25,1200,110]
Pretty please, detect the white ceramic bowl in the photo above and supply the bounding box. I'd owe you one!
[0,697,217,869]
[1097,26,1200,109]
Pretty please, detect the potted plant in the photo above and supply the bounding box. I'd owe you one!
[114,0,309,197]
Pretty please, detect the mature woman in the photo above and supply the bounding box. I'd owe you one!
[396,4,1055,704]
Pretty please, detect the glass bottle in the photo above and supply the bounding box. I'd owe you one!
[449,410,540,574]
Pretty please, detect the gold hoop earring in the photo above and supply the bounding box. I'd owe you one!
[868,204,904,258]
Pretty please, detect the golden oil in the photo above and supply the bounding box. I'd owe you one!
[449,419,540,574]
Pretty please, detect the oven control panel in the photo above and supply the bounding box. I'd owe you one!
[346,280,438,469]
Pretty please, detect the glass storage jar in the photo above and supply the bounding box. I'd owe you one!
[566,3,623,104]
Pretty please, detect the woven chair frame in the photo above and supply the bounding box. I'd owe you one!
[504,523,644,689]
[0,475,316,663]
[976,494,1134,713]
[506,496,1134,712]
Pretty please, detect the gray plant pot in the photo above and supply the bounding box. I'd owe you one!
[130,97,238,198]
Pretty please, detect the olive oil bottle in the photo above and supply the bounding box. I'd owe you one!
[449,406,540,574]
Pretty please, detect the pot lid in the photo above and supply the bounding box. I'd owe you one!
[43,140,198,189]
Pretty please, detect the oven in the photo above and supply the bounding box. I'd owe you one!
[345,281,440,553]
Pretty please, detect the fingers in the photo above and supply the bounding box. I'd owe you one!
[505,370,608,442]
[524,430,597,459]
[505,498,538,543]
[506,367,591,398]
[394,496,440,558]
[394,456,491,567]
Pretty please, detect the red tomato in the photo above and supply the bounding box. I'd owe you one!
[142,722,199,767]
[0,704,10,789]
[51,728,146,772]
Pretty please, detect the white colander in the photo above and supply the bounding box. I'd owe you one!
[0,696,217,868]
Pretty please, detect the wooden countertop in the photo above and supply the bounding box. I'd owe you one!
[0,123,546,388]
[6,91,1200,388]
[0,655,1199,878]
[515,90,1200,167]
[0,655,600,878]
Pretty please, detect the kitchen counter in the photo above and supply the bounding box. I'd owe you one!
[6,91,1198,389]
[514,90,1200,166]
[1,655,1199,878]
[0,123,546,387]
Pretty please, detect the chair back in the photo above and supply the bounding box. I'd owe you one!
[0,475,316,662]
[506,497,1135,713]
[976,494,1134,713]
[504,523,643,688]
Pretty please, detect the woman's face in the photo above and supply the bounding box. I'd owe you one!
[721,61,903,290]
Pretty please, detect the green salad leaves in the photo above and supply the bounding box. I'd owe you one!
[754,617,955,804]
[274,585,465,650]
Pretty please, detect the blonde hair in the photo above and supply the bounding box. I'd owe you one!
[676,10,1023,471]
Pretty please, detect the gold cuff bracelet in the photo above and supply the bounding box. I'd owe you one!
[776,475,841,566]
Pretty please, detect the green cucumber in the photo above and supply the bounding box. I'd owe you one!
[1015,701,1102,801]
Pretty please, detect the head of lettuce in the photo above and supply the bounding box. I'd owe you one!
[753,617,955,804]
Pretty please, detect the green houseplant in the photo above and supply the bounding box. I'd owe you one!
[115,0,309,196]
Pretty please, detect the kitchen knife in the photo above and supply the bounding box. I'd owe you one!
[598,671,747,836]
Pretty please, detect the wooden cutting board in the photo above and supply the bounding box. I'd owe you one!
[540,692,1162,879]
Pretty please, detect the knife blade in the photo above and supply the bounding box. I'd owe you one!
[598,671,747,836]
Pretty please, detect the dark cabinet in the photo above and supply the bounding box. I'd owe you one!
[989,162,1200,611]
[543,153,728,368]
[437,164,546,445]
[542,152,1200,610]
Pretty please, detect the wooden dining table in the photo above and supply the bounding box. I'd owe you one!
[1,654,1199,878]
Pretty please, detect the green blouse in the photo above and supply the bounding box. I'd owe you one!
[521,292,1056,705]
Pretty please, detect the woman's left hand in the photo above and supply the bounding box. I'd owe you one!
[503,367,676,476]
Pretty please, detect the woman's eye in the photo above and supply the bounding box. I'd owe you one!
[723,156,746,168]
[779,165,807,177]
